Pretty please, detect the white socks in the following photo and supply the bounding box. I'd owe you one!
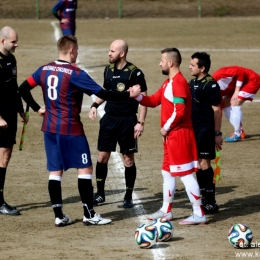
[230,106,242,136]
[161,170,176,213]
[180,174,203,217]
[223,106,231,121]
[160,171,204,217]
[224,106,242,136]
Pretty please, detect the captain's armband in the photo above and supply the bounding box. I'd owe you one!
[173,97,185,104]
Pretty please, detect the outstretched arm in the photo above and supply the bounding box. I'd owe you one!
[95,86,140,101]
[89,84,141,121]
[133,87,162,108]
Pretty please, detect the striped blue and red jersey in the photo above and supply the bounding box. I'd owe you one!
[52,0,77,30]
[26,60,102,136]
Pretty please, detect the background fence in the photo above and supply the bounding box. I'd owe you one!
[0,0,260,19]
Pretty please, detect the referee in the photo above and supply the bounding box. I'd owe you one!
[188,52,223,214]
[0,26,27,216]
[89,39,147,208]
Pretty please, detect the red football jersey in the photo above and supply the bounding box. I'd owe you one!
[212,66,260,98]
[140,72,197,176]
[140,72,193,130]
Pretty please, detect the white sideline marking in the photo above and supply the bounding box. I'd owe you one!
[71,47,260,53]
[18,47,260,53]
[50,21,161,257]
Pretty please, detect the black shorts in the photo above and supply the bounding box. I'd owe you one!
[193,124,215,160]
[98,114,138,154]
[0,114,17,148]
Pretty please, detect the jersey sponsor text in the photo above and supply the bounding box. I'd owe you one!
[42,65,72,75]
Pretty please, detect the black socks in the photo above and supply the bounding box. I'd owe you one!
[96,162,108,197]
[196,167,216,205]
[124,163,136,200]
[78,178,95,218]
[0,167,7,205]
[48,179,63,219]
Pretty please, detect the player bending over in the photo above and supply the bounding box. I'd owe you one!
[212,66,260,142]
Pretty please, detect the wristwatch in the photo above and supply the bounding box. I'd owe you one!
[215,130,222,136]
[138,121,145,126]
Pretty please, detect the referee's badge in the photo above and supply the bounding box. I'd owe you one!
[117,82,125,92]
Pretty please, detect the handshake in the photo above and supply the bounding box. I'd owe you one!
[128,84,141,99]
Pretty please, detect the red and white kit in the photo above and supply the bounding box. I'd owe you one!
[139,72,198,176]
[213,66,260,101]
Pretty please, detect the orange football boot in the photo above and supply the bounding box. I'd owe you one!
[240,129,246,139]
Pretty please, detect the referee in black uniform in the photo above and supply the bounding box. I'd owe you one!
[188,52,223,214]
[0,26,27,216]
[89,39,147,208]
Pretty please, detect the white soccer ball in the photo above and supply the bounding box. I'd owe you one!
[228,223,253,248]
[151,218,173,242]
[135,224,157,249]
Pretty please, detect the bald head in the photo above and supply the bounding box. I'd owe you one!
[108,39,129,66]
[0,26,17,40]
[0,26,18,55]
[111,39,128,55]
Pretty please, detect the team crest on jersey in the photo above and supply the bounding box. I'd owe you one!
[117,82,125,92]
[12,66,17,76]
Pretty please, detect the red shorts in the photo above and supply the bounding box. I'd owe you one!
[221,79,260,101]
[162,127,198,177]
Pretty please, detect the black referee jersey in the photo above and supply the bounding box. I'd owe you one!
[0,52,23,117]
[189,74,221,126]
[103,62,147,116]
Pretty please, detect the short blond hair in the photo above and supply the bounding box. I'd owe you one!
[57,35,78,54]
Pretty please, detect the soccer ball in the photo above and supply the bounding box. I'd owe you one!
[135,224,157,248]
[151,218,173,242]
[228,223,253,248]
